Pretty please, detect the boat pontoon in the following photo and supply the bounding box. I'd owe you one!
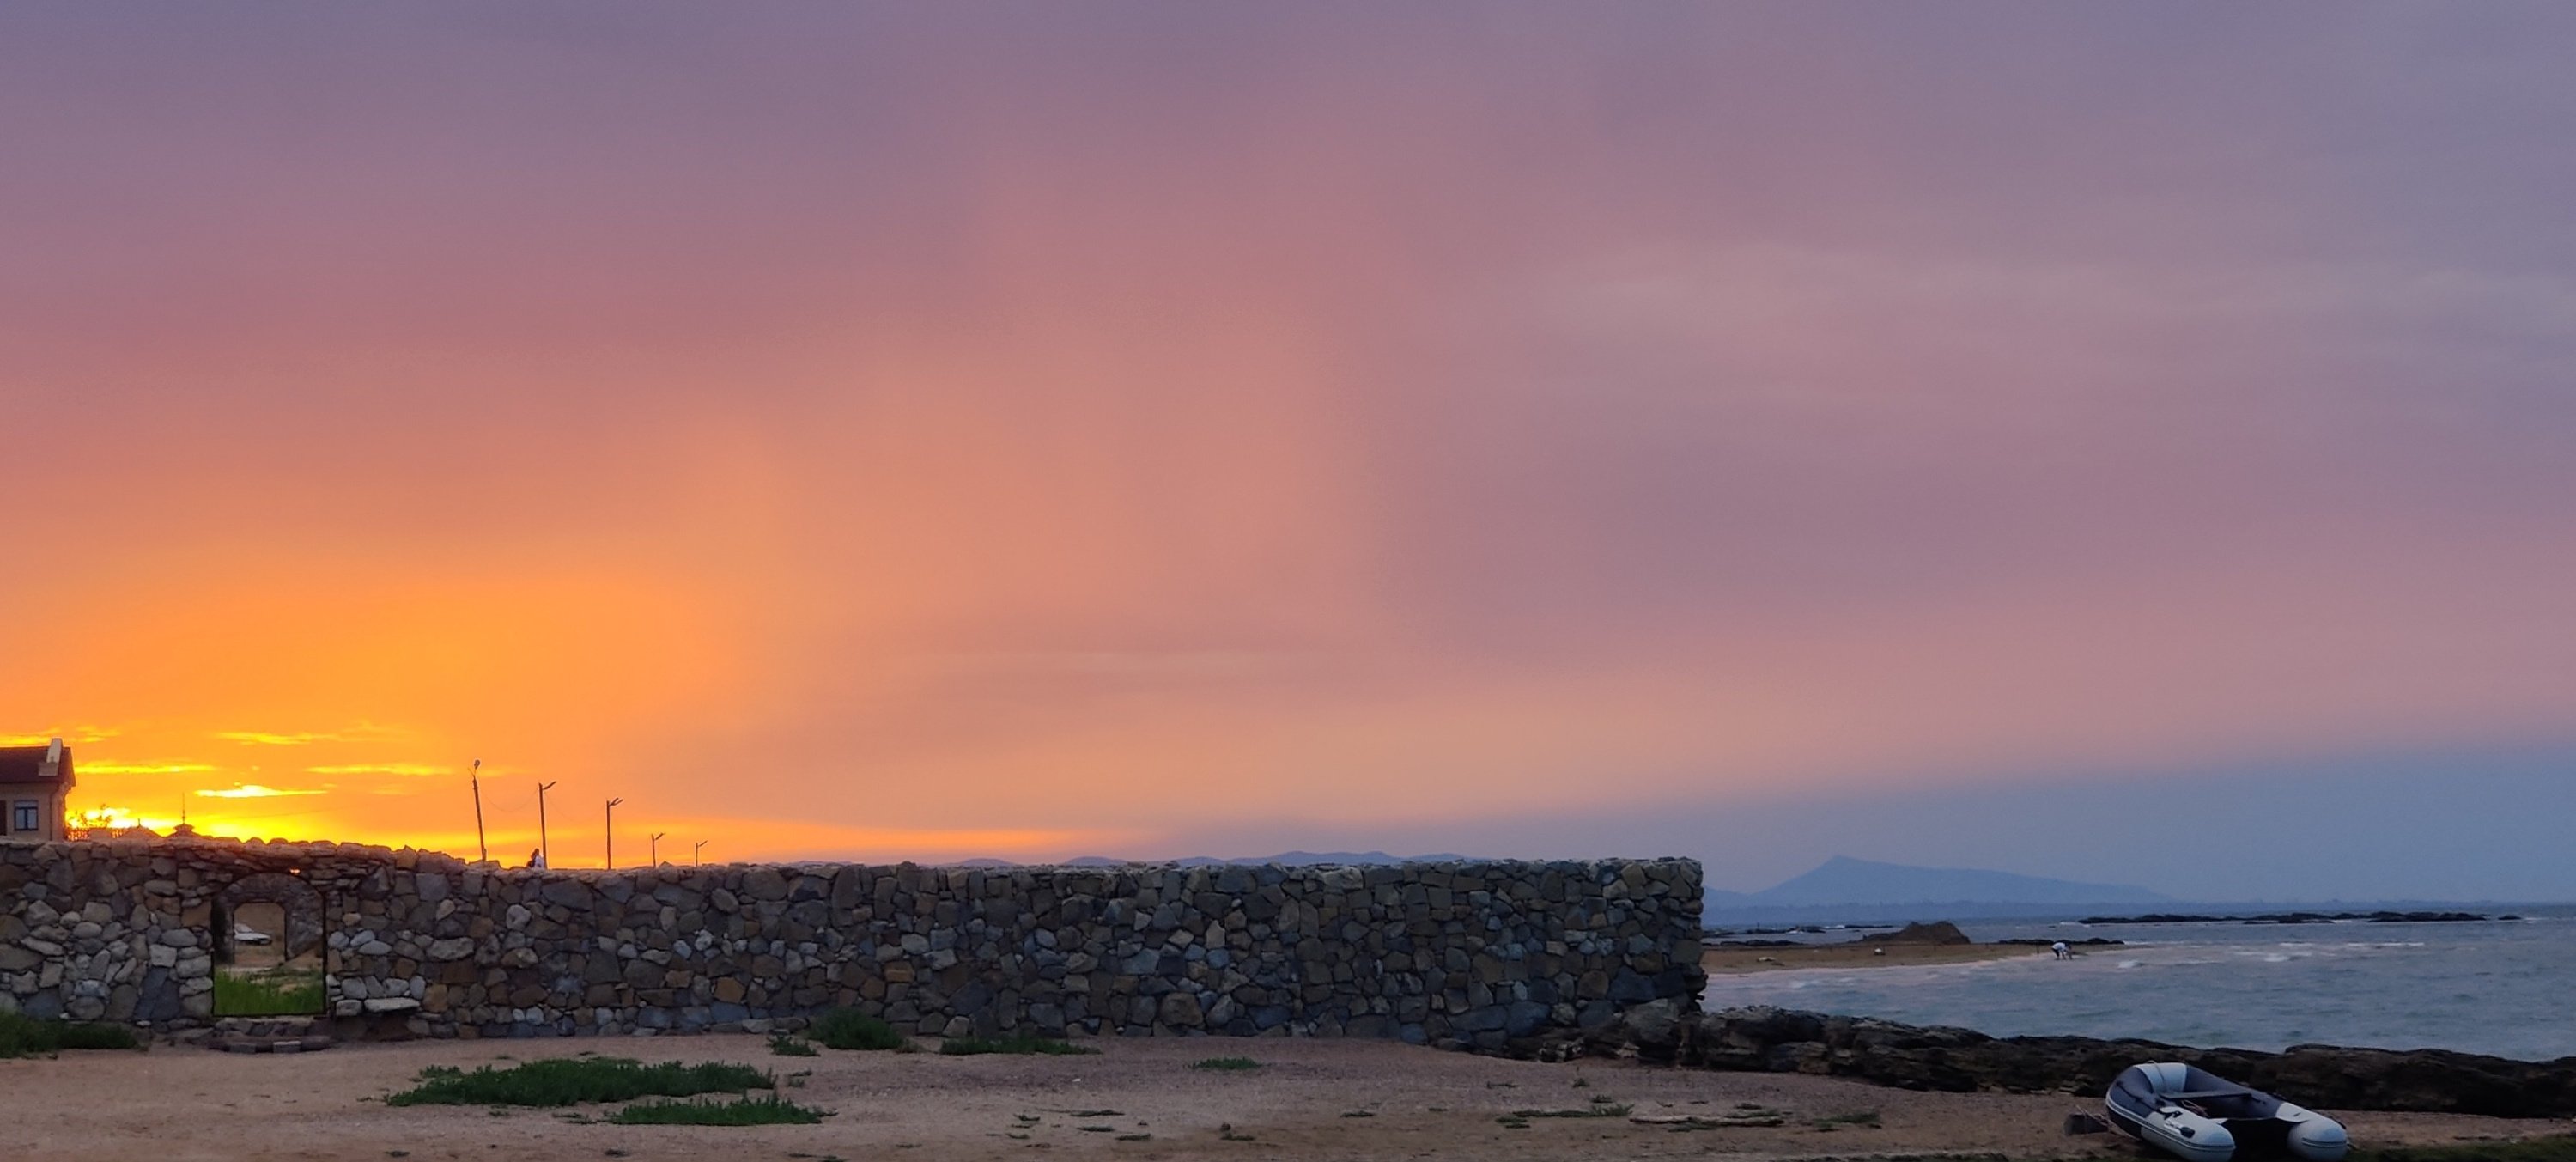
[2105,1062,2348,1162]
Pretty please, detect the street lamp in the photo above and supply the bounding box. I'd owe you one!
[469,759,487,863]
[604,797,625,868]
[694,839,708,867]
[649,831,666,867]
[536,781,558,869]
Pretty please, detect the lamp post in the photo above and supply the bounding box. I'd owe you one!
[649,832,665,867]
[694,839,708,867]
[536,781,557,869]
[604,797,625,868]
[469,759,487,863]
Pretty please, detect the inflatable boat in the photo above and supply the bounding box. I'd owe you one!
[2105,1062,2349,1162]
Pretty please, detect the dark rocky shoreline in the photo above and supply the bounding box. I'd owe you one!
[1544,1003,2576,1119]
[2079,911,2512,925]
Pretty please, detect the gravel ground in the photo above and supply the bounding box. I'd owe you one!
[5,1032,2558,1161]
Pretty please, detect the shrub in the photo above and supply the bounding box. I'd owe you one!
[386,1057,772,1107]
[0,1013,141,1057]
[807,1008,908,1051]
[605,1093,827,1126]
[1193,1056,1261,1071]
[937,1035,1098,1056]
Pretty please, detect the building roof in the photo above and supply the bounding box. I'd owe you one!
[0,740,73,787]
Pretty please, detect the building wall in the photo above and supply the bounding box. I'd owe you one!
[0,838,1704,1048]
[0,788,67,842]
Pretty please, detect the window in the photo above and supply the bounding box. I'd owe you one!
[11,800,37,833]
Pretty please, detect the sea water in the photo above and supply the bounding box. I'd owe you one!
[1697,905,2576,1061]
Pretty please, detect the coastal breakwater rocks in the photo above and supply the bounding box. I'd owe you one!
[1562,1003,2576,1119]
[0,838,1704,1050]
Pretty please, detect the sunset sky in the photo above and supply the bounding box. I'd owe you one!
[5,6,2573,899]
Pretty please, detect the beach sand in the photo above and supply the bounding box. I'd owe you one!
[1703,940,2039,974]
[5,1032,2555,1161]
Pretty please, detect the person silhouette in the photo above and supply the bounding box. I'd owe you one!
[528,848,547,869]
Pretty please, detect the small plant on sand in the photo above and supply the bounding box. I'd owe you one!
[769,1032,819,1056]
[606,1093,827,1126]
[938,1034,1097,1056]
[1193,1056,1261,1071]
[0,1013,141,1058]
[386,1057,771,1107]
[1812,1110,1882,1130]
[807,1008,908,1051]
[1507,1103,1632,1119]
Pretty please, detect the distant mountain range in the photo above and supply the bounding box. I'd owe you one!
[1703,855,2170,924]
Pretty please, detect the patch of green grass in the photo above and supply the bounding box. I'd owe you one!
[1193,1056,1261,1071]
[0,1012,142,1057]
[385,1057,772,1107]
[807,1008,909,1051]
[210,968,325,1016]
[2355,1140,2576,1162]
[769,1032,819,1056]
[939,1035,1098,1056]
[606,1093,828,1126]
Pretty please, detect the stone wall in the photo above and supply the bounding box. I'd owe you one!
[0,837,1703,1049]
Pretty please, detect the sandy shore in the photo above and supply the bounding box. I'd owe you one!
[5,1033,2557,1162]
[1704,941,2039,974]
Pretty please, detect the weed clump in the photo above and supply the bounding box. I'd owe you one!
[937,1035,1097,1056]
[768,1032,819,1056]
[807,1008,908,1051]
[385,1057,771,1107]
[0,1013,141,1058]
[605,1093,827,1126]
[1193,1056,1261,1071]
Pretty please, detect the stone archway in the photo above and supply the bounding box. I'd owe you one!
[211,871,326,1015]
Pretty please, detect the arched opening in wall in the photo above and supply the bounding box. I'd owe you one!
[211,871,326,1017]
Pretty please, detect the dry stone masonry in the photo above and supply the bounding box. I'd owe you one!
[0,837,1703,1049]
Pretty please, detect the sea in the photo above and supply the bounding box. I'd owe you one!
[1698,904,2576,1062]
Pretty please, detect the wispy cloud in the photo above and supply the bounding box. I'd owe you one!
[215,721,409,746]
[306,763,452,776]
[195,784,327,799]
[2,726,122,746]
[215,730,335,745]
[82,762,221,775]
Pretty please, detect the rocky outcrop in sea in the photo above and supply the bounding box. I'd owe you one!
[1549,1002,2576,1118]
